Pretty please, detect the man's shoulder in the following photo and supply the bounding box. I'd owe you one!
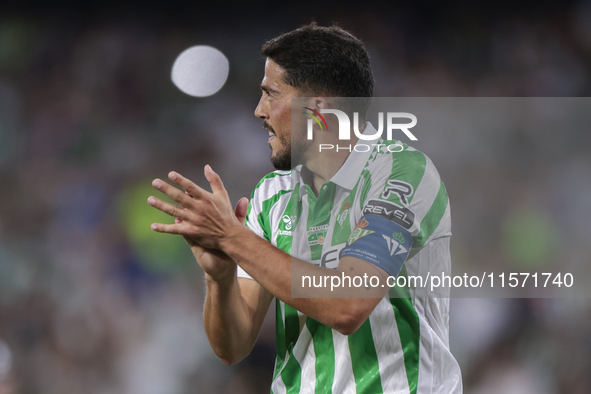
[364,141,433,180]
[369,140,427,164]
[362,141,448,214]
[250,170,295,203]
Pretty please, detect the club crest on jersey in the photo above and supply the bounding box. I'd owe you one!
[347,228,375,245]
[335,200,352,227]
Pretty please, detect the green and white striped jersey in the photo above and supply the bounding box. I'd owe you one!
[237,123,462,393]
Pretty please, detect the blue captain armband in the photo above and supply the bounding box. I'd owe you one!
[340,215,413,277]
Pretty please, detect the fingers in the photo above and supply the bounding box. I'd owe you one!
[235,197,249,224]
[147,196,191,221]
[204,165,229,197]
[152,178,194,207]
[161,169,227,199]
[168,172,206,199]
[150,222,188,235]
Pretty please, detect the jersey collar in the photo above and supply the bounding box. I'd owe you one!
[329,122,377,190]
[295,122,377,198]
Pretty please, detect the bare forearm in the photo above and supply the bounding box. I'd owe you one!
[203,272,256,364]
[222,227,386,335]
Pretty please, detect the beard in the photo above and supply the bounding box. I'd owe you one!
[269,132,309,171]
[264,120,306,171]
[270,134,292,171]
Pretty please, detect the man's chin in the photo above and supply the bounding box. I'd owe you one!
[270,153,292,171]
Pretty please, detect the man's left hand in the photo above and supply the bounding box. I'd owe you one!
[147,165,244,250]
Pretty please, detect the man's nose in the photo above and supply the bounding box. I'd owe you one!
[254,95,267,119]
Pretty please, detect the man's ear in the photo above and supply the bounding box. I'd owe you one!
[314,97,330,110]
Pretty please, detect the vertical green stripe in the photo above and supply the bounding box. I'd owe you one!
[305,189,320,261]
[251,171,292,240]
[251,171,292,194]
[307,182,336,261]
[306,318,335,393]
[392,298,420,394]
[332,187,358,245]
[282,356,303,394]
[258,189,292,240]
[380,145,427,393]
[281,305,302,392]
[277,186,299,253]
[274,300,287,381]
[388,150,427,207]
[348,320,384,394]
[246,199,253,224]
[358,169,373,211]
[389,266,420,394]
[414,180,448,247]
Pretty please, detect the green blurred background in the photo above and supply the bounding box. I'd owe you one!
[0,0,590,393]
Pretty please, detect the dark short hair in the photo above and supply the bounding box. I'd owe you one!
[261,22,374,115]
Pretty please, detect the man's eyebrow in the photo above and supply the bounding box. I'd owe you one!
[261,84,279,93]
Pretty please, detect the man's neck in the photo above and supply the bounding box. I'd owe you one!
[302,148,352,196]
[301,122,364,196]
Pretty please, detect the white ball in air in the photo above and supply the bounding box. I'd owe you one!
[171,45,229,97]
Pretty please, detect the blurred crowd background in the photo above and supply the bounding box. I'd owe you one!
[0,0,590,393]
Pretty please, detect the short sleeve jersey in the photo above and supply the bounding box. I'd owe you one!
[238,123,463,394]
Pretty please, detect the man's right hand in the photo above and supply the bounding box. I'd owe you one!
[173,194,272,366]
[177,196,249,281]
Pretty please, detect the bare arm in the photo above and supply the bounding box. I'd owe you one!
[203,272,273,365]
[168,199,273,365]
[149,168,389,336]
[222,226,388,336]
